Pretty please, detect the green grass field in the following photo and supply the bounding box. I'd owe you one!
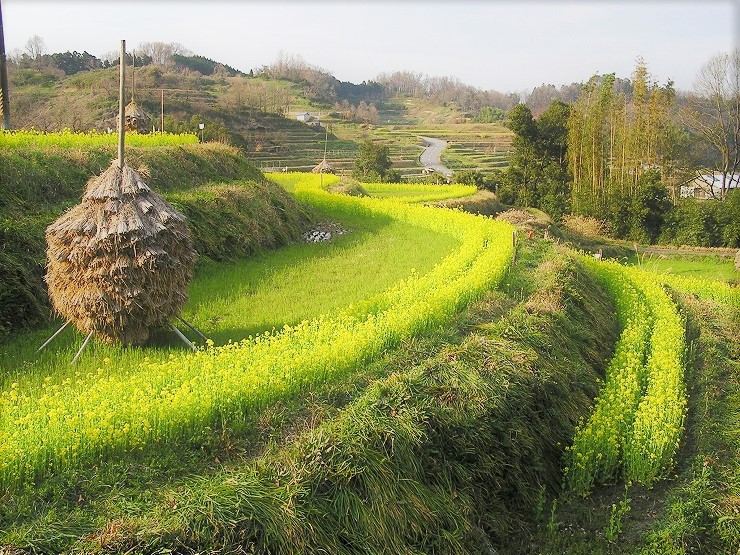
[0,194,459,389]
[184,210,460,343]
[628,252,738,284]
[362,182,476,202]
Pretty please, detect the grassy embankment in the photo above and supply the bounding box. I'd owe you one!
[511,288,739,554]
[1,233,623,554]
[0,171,504,503]
[0,142,308,340]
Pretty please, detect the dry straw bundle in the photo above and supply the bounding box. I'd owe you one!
[311,159,334,174]
[116,100,150,134]
[46,161,196,345]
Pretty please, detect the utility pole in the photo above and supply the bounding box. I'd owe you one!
[323,124,329,161]
[320,123,329,188]
[0,0,11,130]
[160,88,164,133]
[118,40,126,169]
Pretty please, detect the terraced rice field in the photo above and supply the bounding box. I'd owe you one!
[246,116,513,180]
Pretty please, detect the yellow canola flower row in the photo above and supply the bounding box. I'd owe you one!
[655,273,739,308]
[0,129,199,149]
[362,182,477,203]
[0,173,515,491]
[566,258,653,494]
[623,267,687,486]
[566,258,687,494]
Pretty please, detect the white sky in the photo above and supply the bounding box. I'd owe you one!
[3,0,737,94]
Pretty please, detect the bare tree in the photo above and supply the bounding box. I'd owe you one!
[24,34,46,59]
[136,41,191,66]
[683,49,740,199]
[7,47,22,64]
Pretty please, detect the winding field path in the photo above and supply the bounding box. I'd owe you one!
[419,136,453,177]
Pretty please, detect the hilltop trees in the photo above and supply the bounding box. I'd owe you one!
[23,35,46,60]
[376,70,519,117]
[137,41,191,66]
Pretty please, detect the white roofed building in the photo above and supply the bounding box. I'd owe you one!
[680,173,740,200]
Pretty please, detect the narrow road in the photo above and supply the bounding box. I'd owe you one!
[419,136,453,177]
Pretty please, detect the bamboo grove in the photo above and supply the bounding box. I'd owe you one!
[568,60,679,229]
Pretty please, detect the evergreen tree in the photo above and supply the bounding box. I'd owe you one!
[502,101,571,218]
[352,140,397,182]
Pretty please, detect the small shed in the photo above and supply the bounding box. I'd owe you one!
[296,112,311,122]
[680,173,740,199]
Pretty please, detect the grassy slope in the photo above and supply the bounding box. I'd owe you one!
[628,253,738,285]
[0,239,621,554]
[0,144,271,340]
[499,292,739,554]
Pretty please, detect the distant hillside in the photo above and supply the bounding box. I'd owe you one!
[5,46,515,178]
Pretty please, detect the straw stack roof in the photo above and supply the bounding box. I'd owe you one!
[311,159,334,174]
[116,100,150,134]
[46,162,196,345]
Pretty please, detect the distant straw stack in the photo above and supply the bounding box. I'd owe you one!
[46,162,196,345]
[116,100,150,133]
[311,159,334,174]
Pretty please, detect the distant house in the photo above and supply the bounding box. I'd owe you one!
[296,112,311,122]
[680,173,740,199]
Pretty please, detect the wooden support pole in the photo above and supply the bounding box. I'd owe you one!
[169,323,197,351]
[37,321,70,353]
[131,50,135,102]
[0,0,11,130]
[70,332,94,365]
[160,88,164,133]
[117,39,126,169]
[178,316,208,343]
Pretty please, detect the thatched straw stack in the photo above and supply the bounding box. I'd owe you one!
[116,100,150,133]
[46,162,196,345]
[311,159,334,174]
